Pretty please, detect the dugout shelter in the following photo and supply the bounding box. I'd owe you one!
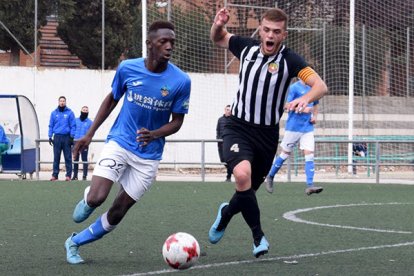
[0,95,39,179]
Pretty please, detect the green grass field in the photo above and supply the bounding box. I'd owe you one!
[1,180,413,275]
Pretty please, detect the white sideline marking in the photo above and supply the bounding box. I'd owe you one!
[120,203,413,275]
[283,202,412,234]
[120,241,414,276]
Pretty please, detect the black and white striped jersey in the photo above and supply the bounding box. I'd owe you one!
[228,35,307,127]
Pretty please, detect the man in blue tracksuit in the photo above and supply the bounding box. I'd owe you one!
[48,96,76,181]
[72,106,93,180]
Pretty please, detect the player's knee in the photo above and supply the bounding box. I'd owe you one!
[305,154,314,162]
[86,193,106,207]
[280,151,290,159]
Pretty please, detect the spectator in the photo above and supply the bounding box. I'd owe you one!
[48,96,76,181]
[216,105,232,182]
[72,106,93,181]
[353,142,368,175]
[0,125,10,172]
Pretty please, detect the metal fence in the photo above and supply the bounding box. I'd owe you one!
[34,138,414,183]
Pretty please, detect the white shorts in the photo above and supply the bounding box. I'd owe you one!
[93,140,160,201]
[280,131,315,152]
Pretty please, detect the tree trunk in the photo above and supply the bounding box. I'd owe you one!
[10,47,20,66]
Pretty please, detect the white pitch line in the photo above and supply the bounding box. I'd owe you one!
[120,241,414,276]
[283,202,412,234]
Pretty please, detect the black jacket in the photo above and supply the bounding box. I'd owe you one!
[216,115,231,139]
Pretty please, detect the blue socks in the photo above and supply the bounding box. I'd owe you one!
[269,154,288,178]
[305,154,315,187]
[72,212,115,246]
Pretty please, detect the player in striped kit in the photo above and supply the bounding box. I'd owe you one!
[265,78,323,195]
[208,7,328,257]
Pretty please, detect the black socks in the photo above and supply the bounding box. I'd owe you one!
[217,188,264,243]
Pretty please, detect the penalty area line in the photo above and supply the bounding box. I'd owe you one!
[120,241,414,276]
[283,202,413,234]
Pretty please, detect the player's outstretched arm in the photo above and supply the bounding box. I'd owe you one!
[210,8,233,48]
[73,92,119,158]
[287,74,327,113]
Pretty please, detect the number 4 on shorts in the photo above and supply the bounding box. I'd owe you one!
[230,143,239,152]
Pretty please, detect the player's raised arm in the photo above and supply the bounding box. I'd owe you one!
[210,8,234,48]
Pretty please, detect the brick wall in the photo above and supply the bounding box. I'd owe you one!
[0,52,11,66]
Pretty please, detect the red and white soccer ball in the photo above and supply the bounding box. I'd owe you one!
[162,232,200,270]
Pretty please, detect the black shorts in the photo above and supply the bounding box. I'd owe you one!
[223,116,279,190]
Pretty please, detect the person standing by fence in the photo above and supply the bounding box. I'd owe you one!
[216,104,232,182]
[72,106,93,181]
[48,96,76,181]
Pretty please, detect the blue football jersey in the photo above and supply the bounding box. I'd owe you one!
[107,58,191,160]
[285,81,318,133]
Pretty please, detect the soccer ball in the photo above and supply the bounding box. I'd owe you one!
[162,232,200,270]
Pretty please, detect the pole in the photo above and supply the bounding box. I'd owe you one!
[142,0,147,58]
[362,24,366,129]
[102,0,105,70]
[407,27,410,98]
[347,0,355,174]
[34,0,38,106]
[375,142,380,184]
[167,0,171,21]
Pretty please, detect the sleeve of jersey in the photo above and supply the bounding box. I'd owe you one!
[285,51,308,78]
[172,76,191,114]
[111,62,126,100]
[70,112,76,137]
[228,36,257,59]
[48,112,54,138]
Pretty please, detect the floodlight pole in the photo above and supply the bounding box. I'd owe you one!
[347,0,355,174]
[167,0,171,21]
[34,0,38,106]
[34,0,37,67]
[102,0,105,71]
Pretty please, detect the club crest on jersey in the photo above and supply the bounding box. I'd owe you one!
[161,85,170,97]
[268,62,279,74]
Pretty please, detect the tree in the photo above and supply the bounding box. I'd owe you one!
[0,0,51,65]
[57,0,140,69]
[126,2,213,73]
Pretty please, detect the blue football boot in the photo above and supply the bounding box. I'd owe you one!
[65,233,84,264]
[73,186,95,223]
[253,236,269,258]
[208,202,229,244]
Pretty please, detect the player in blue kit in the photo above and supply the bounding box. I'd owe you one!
[265,78,323,195]
[64,20,191,264]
